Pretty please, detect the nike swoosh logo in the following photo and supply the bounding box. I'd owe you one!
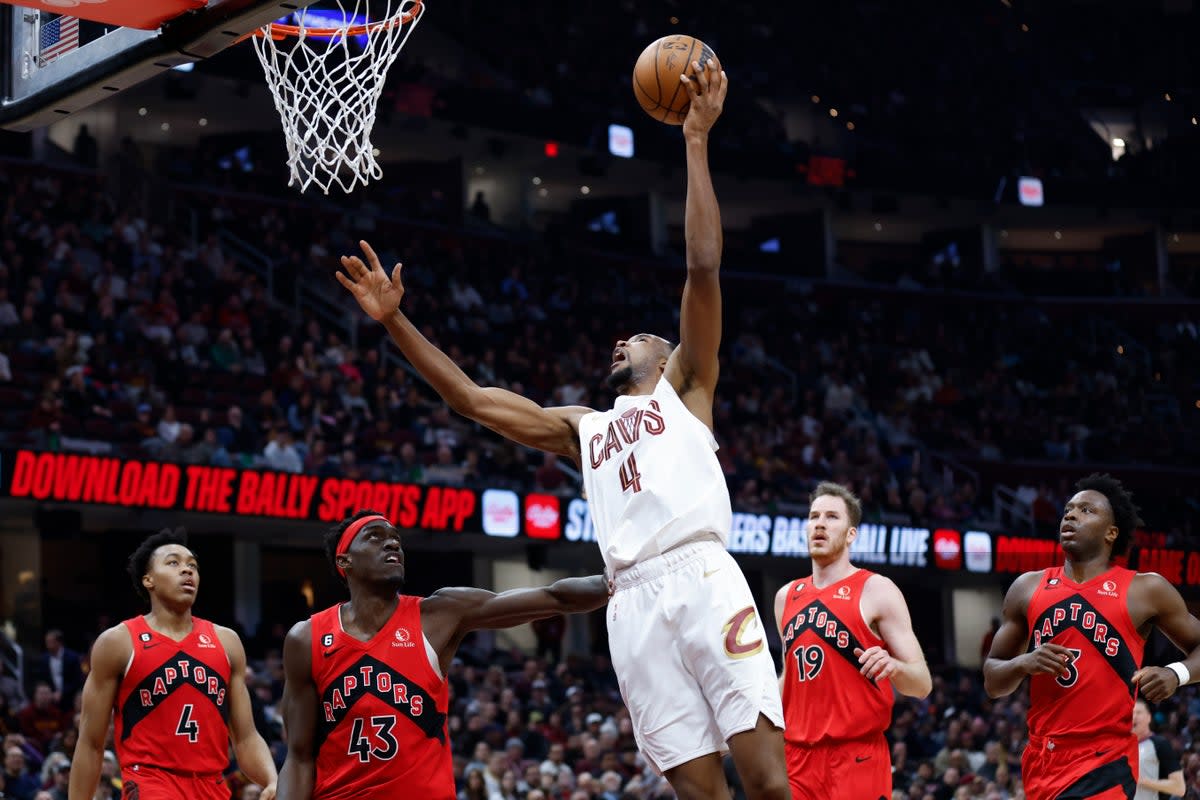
[143,642,160,650]
[1094,748,1110,758]
[324,649,340,658]
[855,756,871,763]
[703,568,722,578]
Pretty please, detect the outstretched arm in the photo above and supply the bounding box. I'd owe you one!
[337,241,589,458]
[219,627,278,800]
[422,576,609,672]
[662,60,728,427]
[1131,574,1200,703]
[857,575,931,698]
[69,627,127,800]
[276,622,318,800]
[983,571,1074,697]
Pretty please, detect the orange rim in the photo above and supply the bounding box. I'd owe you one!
[250,0,423,39]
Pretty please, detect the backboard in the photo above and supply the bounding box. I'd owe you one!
[0,0,318,131]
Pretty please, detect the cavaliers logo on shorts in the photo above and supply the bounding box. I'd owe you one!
[723,606,764,659]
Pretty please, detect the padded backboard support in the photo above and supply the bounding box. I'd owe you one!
[0,0,318,131]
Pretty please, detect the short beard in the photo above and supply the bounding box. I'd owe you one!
[605,365,633,393]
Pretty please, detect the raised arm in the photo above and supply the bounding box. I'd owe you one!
[336,241,589,458]
[218,627,278,800]
[68,626,128,800]
[276,621,318,800]
[1130,573,1200,703]
[422,576,610,673]
[983,571,1074,698]
[857,575,931,698]
[662,60,728,426]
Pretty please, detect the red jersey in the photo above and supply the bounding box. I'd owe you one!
[115,616,231,773]
[779,569,894,744]
[310,595,452,800]
[1025,565,1144,741]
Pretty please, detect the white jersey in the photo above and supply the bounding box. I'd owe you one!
[578,376,732,573]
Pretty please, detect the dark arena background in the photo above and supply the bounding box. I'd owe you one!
[0,0,1197,798]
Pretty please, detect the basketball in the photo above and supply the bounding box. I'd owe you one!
[632,34,721,125]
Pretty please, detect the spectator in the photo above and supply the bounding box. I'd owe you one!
[31,631,83,712]
[156,405,182,444]
[94,750,120,799]
[425,444,466,485]
[460,767,488,800]
[3,746,39,800]
[217,405,258,454]
[17,684,68,752]
[40,756,69,799]
[72,124,98,168]
[0,287,18,328]
[263,425,303,473]
[470,191,491,223]
[533,453,567,493]
[0,660,24,712]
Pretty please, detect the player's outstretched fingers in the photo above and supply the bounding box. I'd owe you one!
[341,254,366,279]
[692,60,710,93]
[359,239,383,271]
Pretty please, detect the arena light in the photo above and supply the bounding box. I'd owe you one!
[1110,137,1126,162]
[607,124,634,158]
[1017,176,1044,207]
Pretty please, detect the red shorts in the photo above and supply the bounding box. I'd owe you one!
[785,734,891,800]
[1021,734,1137,800]
[122,765,231,800]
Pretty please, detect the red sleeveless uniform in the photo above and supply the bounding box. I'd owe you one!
[309,595,453,800]
[115,615,232,800]
[1022,566,1143,800]
[779,569,893,800]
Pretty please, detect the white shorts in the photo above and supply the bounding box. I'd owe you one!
[607,538,784,773]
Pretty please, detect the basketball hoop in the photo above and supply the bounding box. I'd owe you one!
[249,0,425,194]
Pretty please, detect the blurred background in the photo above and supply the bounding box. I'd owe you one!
[0,0,1197,798]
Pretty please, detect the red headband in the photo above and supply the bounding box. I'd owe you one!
[336,515,389,576]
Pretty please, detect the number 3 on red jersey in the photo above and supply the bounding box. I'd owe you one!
[1056,648,1082,688]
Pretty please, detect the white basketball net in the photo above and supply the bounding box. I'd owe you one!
[250,0,425,195]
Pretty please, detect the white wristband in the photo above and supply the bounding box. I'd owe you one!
[1166,661,1190,686]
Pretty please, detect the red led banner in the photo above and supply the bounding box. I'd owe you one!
[2,450,1197,589]
[3,450,477,532]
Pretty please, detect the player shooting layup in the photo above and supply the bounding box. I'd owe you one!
[335,60,787,800]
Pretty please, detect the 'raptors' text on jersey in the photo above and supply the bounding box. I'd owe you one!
[1025,566,1144,740]
[309,595,452,800]
[579,377,732,573]
[779,570,893,744]
[115,616,231,773]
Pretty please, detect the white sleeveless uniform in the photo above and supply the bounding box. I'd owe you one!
[579,377,783,773]
[578,375,732,573]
